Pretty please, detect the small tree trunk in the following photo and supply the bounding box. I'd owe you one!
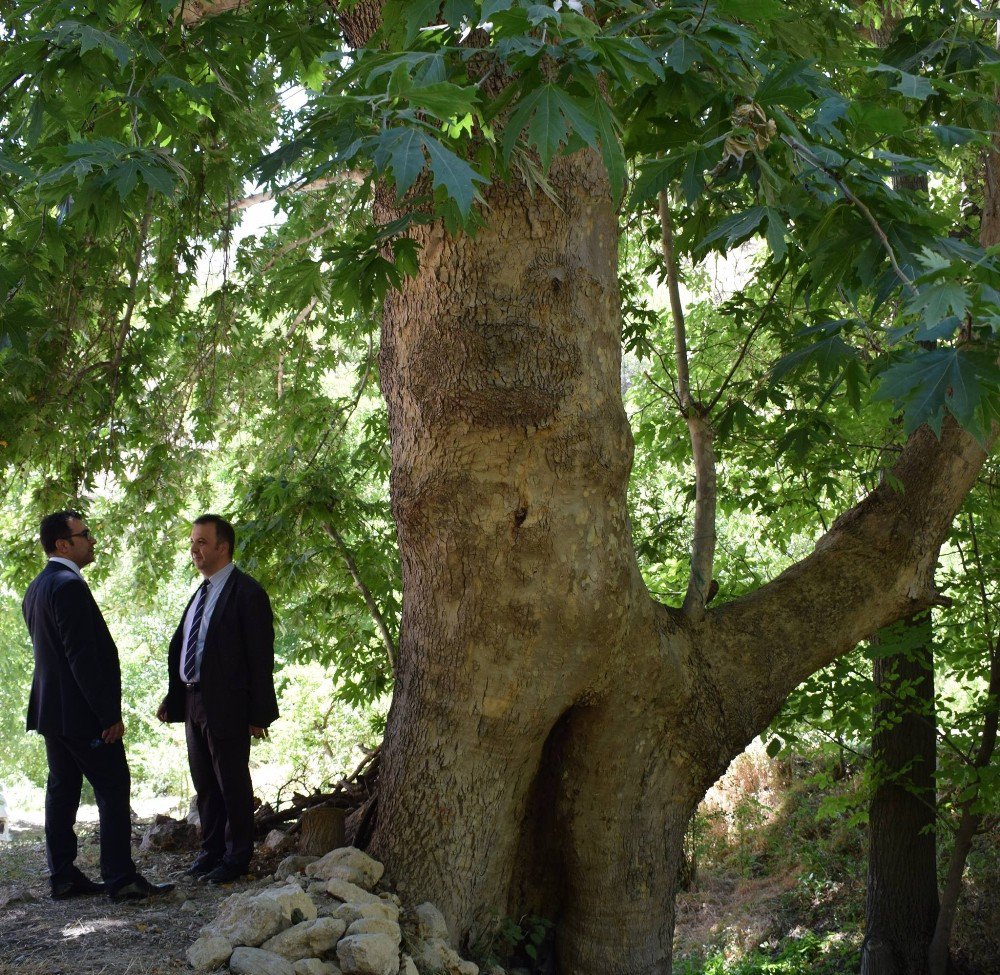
[861,613,939,975]
[300,806,346,856]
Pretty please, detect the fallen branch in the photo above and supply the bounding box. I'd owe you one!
[255,745,381,832]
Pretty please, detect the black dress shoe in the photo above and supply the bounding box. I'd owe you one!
[200,863,247,885]
[108,874,175,902]
[51,872,105,900]
[184,854,222,877]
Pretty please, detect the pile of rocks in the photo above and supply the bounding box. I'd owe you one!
[186,847,503,975]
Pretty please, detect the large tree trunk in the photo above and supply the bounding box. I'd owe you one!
[861,613,939,975]
[369,151,702,970]
[365,140,989,972]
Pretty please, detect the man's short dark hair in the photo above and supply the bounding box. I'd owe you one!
[39,510,83,554]
[193,514,236,555]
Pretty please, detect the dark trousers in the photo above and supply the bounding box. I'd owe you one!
[185,689,253,869]
[42,734,137,890]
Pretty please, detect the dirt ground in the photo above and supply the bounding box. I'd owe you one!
[0,822,277,975]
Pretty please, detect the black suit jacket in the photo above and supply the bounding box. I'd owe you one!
[23,561,123,737]
[162,566,279,735]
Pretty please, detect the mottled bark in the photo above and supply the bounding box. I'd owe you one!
[369,152,694,968]
[366,140,990,972]
[861,614,939,975]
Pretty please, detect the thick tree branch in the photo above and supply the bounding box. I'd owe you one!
[703,416,990,740]
[176,0,249,26]
[332,0,385,48]
[658,191,717,621]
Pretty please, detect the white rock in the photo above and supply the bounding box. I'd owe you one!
[294,961,342,975]
[337,933,400,975]
[256,883,319,926]
[398,956,419,975]
[316,897,346,918]
[264,829,292,852]
[202,884,317,947]
[276,855,319,881]
[412,939,478,975]
[262,917,347,961]
[345,917,400,942]
[186,934,233,970]
[230,946,297,975]
[181,899,198,912]
[202,890,285,947]
[325,879,382,905]
[413,902,449,941]
[306,848,385,890]
[335,901,399,927]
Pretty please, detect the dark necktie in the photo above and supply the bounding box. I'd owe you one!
[181,581,210,683]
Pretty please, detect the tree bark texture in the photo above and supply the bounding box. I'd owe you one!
[861,614,939,975]
[300,805,347,856]
[366,145,990,974]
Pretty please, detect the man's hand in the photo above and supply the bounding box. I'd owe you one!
[249,725,268,740]
[102,721,125,744]
[156,702,169,722]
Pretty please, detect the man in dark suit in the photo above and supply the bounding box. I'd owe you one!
[23,511,173,902]
[157,514,278,884]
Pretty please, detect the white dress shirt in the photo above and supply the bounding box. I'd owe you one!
[179,561,237,683]
[48,556,85,582]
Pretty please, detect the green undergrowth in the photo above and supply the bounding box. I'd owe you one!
[674,931,857,975]
[673,746,999,975]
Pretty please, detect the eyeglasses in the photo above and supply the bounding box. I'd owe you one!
[67,529,93,540]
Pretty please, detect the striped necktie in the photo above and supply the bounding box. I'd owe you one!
[181,581,210,683]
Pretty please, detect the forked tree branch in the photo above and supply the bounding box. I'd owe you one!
[706,414,991,745]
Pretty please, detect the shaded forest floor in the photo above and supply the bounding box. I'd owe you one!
[0,821,277,975]
[0,752,997,975]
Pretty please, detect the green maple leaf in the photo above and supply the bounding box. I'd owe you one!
[423,137,486,216]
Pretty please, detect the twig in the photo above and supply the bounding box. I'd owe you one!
[322,518,397,675]
[277,297,319,397]
[705,266,789,415]
[781,135,918,297]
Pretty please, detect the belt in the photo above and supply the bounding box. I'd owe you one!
[184,682,201,691]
